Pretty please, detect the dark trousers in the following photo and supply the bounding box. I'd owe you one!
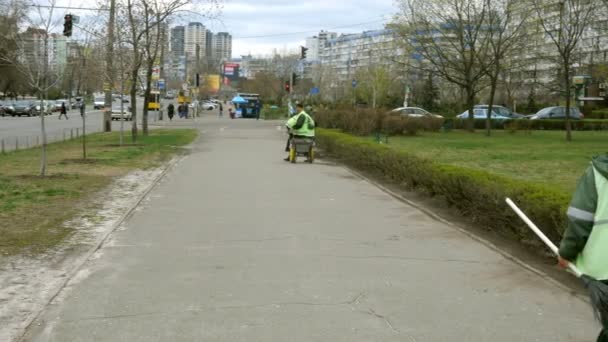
[598,281,608,342]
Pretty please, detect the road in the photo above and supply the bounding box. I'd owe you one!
[0,98,164,151]
[21,112,599,341]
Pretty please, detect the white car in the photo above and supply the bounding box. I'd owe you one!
[111,106,132,120]
[389,107,444,119]
[201,102,217,110]
[94,97,106,109]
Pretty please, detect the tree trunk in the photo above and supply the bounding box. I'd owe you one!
[130,67,139,142]
[466,87,476,132]
[143,59,153,136]
[564,63,572,141]
[486,72,499,137]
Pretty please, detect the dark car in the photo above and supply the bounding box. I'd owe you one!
[529,106,584,120]
[1,101,15,116]
[12,100,38,117]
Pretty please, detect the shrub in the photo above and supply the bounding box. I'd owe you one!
[402,117,423,135]
[382,115,404,135]
[316,129,570,245]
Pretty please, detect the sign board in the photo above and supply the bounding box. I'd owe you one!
[310,87,320,95]
[158,79,165,90]
[573,75,590,85]
[72,15,80,24]
[182,83,189,91]
[150,90,160,95]
[352,79,358,88]
[152,66,160,80]
[103,82,111,91]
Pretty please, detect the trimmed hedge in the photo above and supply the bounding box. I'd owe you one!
[447,118,608,131]
[315,109,444,136]
[316,129,570,245]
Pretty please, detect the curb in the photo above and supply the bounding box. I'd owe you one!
[338,164,589,303]
[16,152,189,342]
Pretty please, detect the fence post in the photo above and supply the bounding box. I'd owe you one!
[15,137,18,150]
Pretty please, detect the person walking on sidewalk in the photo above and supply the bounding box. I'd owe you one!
[167,103,175,121]
[558,153,608,342]
[219,102,223,118]
[58,102,68,120]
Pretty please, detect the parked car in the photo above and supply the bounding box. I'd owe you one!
[201,101,217,110]
[55,99,68,111]
[0,101,15,116]
[457,108,511,120]
[12,100,38,117]
[35,100,55,115]
[389,107,444,118]
[93,97,106,109]
[528,106,584,120]
[474,105,525,119]
[111,106,132,121]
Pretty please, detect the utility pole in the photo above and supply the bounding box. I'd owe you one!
[103,0,116,132]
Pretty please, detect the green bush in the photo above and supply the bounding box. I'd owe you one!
[381,115,404,135]
[316,129,570,244]
[315,108,385,136]
[402,116,423,135]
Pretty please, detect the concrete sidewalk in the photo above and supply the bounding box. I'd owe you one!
[23,115,598,341]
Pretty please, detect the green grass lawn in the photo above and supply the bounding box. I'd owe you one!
[384,130,607,194]
[0,129,198,256]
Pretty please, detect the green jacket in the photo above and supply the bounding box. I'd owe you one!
[559,154,608,280]
[286,110,315,137]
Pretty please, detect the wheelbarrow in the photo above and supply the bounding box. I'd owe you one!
[289,137,315,164]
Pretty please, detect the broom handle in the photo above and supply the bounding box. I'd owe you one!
[506,198,583,278]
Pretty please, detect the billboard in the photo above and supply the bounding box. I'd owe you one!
[205,75,221,93]
[223,62,240,84]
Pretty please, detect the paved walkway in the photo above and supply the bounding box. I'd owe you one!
[22,114,598,341]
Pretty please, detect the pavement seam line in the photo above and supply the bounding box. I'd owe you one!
[16,150,191,342]
[337,163,589,304]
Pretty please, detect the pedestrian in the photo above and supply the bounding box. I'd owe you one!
[255,100,261,120]
[177,104,184,118]
[219,103,223,118]
[229,107,234,119]
[167,103,175,121]
[58,102,68,120]
[79,101,86,117]
[558,153,608,341]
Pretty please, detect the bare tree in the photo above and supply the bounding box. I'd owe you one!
[483,0,528,135]
[531,0,597,141]
[2,1,63,175]
[393,0,492,131]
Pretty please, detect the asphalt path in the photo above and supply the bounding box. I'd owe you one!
[20,113,599,341]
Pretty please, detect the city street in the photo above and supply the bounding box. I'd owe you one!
[0,98,162,151]
[20,113,598,341]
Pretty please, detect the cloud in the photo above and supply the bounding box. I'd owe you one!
[181,0,397,57]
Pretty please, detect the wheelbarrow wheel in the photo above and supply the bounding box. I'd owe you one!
[289,147,296,163]
[307,148,314,163]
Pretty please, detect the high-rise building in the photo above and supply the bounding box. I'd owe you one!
[184,22,207,59]
[206,30,214,58]
[213,32,232,61]
[170,26,185,57]
[305,30,337,62]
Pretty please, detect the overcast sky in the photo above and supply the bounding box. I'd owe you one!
[186,0,397,58]
[33,0,397,58]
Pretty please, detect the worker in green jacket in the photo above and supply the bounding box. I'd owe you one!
[284,103,315,161]
[558,154,608,342]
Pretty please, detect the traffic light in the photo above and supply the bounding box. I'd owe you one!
[63,14,73,37]
[300,46,308,60]
[284,81,290,92]
[292,72,298,86]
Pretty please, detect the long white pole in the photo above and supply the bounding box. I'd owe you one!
[506,198,582,277]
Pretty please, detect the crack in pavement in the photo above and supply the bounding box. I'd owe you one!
[57,292,369,323]
[366,308,399,334]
